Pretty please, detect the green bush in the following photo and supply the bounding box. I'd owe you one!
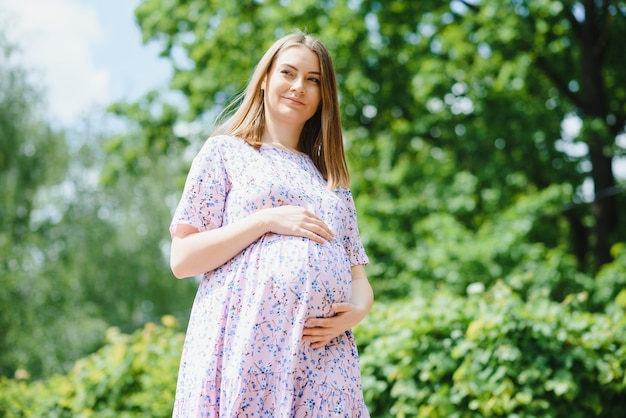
[357,281,626,417]
[361,182,593,302]
[591,242,626,310]
[2,281,625,418]
[0,316,184,418]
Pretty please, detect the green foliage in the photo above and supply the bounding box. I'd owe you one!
[0,316,183,418]
[0,31,77,378]
[2,1,626,416]
[118,0,626,280]
[0,113,198,378]
[2,285,625,417]
[0,32,197,378]
[590,243,626,310]
[0,34,68,240]
[357,282,626,417]
[355,145,590,301]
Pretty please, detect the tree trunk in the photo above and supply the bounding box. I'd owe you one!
[566,211,589,266]
[580,0,618,268]
[589,140,617,267]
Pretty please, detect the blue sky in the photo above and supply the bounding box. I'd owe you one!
[1,0,171,126]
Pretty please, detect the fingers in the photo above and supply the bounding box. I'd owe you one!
[304,317,328,328]
[304,304,353,329]
[331,302,352,313]
[310,340,330,349]
[302,214,333,241]
[302,327,336,349]
[305,230,326,244]
[303,327,347,349]
[301,221,332,243]
[302,307,354,349]
[302,323,329,335]
[269,206,334,242]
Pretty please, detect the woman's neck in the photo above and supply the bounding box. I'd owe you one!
[261,122,303,152]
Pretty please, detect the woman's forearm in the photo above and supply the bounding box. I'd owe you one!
[170,212,269,279]
[350,265,374,319]
[170,205,335,279]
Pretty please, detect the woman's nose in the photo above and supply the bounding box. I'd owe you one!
[290,77,305,94]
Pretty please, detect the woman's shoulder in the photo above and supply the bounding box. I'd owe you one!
[204,134,246,149]
[197,134,249,157]
[331,185,357,204]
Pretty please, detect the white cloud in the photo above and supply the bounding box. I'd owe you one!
[1,0,110,124]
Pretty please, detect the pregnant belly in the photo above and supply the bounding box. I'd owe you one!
[237,234,353,320]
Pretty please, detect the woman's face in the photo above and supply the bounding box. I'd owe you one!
[262,45,322,130]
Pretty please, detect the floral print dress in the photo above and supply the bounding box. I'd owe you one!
[170,135,370,417]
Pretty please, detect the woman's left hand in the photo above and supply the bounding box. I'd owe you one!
[303,267,373,349]
[302,302,368,349]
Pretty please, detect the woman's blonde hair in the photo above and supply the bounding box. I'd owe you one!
[213,31,349,189]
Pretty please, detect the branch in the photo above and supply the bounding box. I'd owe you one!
[534,55,584,109]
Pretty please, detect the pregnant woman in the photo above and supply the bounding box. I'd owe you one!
[169,30,373,417]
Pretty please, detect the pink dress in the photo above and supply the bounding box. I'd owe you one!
[170,135,370,417]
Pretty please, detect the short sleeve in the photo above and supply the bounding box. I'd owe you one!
[169,138,230,236]
[336,187,369,266]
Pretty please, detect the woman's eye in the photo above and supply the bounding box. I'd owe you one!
[309,77,320,84]
[280,70,292,76]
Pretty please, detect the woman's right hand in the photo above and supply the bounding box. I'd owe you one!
[257,205,334,244]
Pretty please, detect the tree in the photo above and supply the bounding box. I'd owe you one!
[0,32,71,377]
[112,0,624,289]
[0,33,198,378]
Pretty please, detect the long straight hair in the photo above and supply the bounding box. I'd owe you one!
[213,31,350,189]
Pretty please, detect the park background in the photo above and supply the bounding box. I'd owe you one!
[1,0,625,416]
